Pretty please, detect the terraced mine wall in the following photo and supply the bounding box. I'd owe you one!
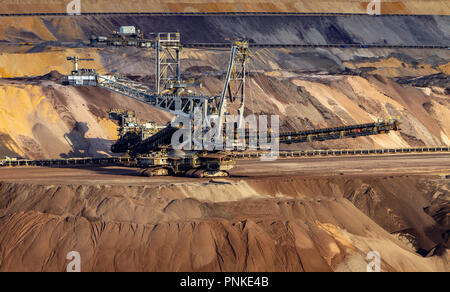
[1,14,449,46]
[0,0,449,15]
[0,14,449,159]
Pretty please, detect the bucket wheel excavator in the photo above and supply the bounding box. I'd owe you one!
[62,33,401,178]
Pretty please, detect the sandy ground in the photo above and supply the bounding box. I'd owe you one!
[234,153,450,177]
[0,154,448,272]
[0,153,448,185]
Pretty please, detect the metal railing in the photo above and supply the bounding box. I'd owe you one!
[1,147,449,167]
[231,147,450,159]
[0,157,132,167]
[183,43,450,50]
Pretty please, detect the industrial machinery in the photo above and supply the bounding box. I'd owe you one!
[117,116,400,177]
[63,32,401,178]
[137,151,235,177]
[108,109,165,153]
[62,56,97,86]
[90,26,153,48]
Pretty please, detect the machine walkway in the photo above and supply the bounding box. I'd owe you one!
[96,75,211,118]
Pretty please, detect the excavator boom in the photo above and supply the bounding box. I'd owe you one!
[116,119,400,156]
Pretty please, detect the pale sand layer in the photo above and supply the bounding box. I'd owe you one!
[0,0,449,15]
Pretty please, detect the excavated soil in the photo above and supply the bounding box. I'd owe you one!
[0,11,449,272]
[0,167,448,272]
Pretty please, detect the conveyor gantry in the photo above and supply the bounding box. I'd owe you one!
[125,119,401,155]
[97,75,213,118]
[61,34,402,156]
[279,119,400,143]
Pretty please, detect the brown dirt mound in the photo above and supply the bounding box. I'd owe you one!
[0,174,448,272]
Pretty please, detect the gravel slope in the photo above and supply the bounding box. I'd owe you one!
[1,14,449,46]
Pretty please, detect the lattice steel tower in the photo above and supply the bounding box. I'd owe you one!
[217,40,250,129]
[155,33,181,94]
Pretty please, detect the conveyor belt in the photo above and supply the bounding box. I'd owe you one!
[234,119,400,145]
[128,126,179,156]
[0,157,133,167]
[278,120,400,143]
[96,75,210,117]
[232,147,450,159]
[2,147,449,167]
[120,119,400,154]
[184,43,450,50]
[5,41,447,50]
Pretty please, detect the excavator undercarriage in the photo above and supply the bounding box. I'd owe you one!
[111,115,400,178]
[136,151,235,178]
